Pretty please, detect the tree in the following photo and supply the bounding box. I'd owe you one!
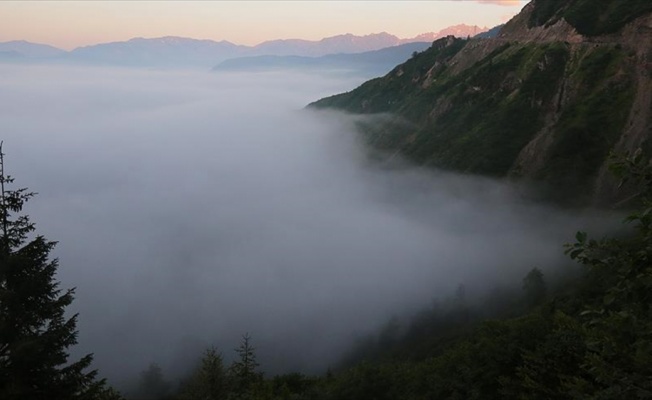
[135,363,170,400]
[228,333,261,395]
[0,143,103,400]
[522,267,546,308]
[561,149,652,398]
[179,347,227,400]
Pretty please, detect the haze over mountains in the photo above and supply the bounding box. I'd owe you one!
[212,42,434,77]
[0,24,488,68]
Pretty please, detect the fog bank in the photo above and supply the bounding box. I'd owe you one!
[0,64,619,386]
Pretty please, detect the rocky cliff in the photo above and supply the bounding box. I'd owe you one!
[310,0,652,206]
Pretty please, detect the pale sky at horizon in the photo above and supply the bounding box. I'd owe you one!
[0,1,528,51]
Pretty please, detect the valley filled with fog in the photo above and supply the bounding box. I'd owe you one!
[0,64,619,386]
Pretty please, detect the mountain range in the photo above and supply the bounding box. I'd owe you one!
[0,24,488,68]
[212,42,433,77]
[211,25,491,75]
[250,25,488,57]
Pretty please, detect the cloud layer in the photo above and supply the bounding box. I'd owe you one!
[0,64,617,387]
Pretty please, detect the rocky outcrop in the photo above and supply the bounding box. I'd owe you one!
[498,1,584,43]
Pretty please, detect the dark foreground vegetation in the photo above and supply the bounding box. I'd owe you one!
[0,143,122,400]
[2,135,651,399]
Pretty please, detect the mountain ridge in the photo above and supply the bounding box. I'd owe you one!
[309,0,652,206]
[0,40,66,58]
[0,25,489,68]
[211,42,435,80]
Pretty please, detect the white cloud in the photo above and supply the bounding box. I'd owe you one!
[0,63,618,388]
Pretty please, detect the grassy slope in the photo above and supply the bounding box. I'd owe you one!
[310,35,636,204]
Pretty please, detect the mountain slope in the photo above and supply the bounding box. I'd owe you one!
[310,0,652,206]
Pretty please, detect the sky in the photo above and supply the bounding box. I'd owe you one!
[0,0,528,50]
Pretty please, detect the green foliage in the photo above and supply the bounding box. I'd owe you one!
[363,42,570,177]
[313,40,573,173]
[609,147,652,200]
[0,144,107,400]
[561,150,652,398]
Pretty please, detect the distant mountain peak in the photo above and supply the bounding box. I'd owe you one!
[406,24,489,42]
[0,40,65,58]
[1,24,499,67]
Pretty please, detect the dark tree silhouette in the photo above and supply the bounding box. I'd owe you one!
[0,143,105,400]
[522,267,547,308]
[136,363,170,400]
[229,333,261,394]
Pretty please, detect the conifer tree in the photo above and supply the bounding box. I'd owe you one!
[228,333,261,395]
[0,143,104,400]
[179,347,226,400]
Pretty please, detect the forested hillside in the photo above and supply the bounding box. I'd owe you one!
[310,0,652,206]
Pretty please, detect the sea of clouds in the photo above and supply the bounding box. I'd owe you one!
[0,64,620,386]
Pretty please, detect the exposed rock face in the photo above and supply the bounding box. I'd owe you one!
[499,2,584,43]
[507,6,652,205]
[310,0,652,207]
